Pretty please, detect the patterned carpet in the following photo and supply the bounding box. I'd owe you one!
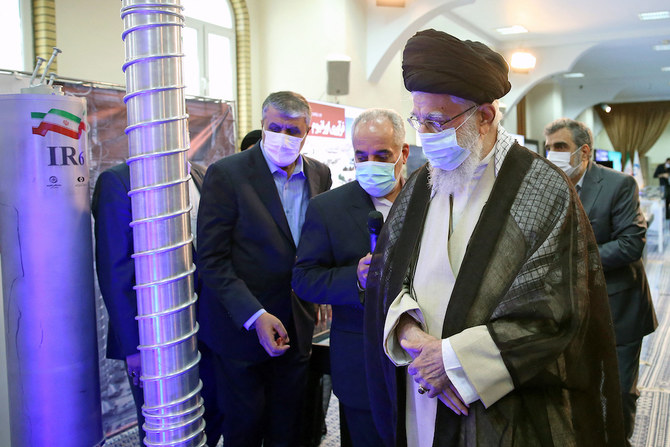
[106,392,341,447]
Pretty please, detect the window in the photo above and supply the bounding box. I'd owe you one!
[182,0,235,101]
[3,0,24,71]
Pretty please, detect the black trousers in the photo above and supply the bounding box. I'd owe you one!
[199,342,225,447]
[200,342,309,447]
[124,361,146,446]
[616,339,643,444]
[341,403,385,447]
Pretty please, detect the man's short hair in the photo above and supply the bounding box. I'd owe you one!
[352,108,406,149]
[544,118,593,149]
[262,91,312,126]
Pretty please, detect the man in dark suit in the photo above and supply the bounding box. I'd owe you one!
[92,161,208,446]
[293,108,409,446]
[544,118,657,444]
[196,91,332,447]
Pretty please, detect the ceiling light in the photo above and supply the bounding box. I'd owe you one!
[510,51,536,72]
[662,67,670,72]
[376,0,405,6]
[563,72,585,78]
[496,25,528,35]
[638,11,670,20]
[601,104,612,113]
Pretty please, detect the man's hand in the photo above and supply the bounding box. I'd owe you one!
[357,253,372,289]
[126,352,142,388]
[254,312,290,357]
[402,335,450,398]
[397,315,469,415]
[438,386,469,416]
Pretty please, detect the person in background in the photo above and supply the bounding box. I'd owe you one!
[293,108,409,446]
[364,29,625,446]
[92,161,212,445]
[240,129,262,151]
[545,118,657,445]
[196,91,332,447]
[653,157,670,218]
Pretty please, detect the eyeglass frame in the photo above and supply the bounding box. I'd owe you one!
[407,104,479,133]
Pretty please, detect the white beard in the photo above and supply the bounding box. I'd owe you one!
[428,120,484,197]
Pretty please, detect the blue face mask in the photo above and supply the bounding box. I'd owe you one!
[418,110,475,171]
[355,153,401,198]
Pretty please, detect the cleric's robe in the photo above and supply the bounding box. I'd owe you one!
[363,140,625,447]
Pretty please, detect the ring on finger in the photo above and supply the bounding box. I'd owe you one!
[418,385,429,395]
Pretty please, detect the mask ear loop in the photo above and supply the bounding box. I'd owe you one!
[453,106,479,133]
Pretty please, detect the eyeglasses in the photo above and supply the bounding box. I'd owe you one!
[407,104,478,133]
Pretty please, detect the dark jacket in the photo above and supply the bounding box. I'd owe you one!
[580,161,657,343]
[92,161,205,360]
[196,144,332,362]
[293,180,373,409]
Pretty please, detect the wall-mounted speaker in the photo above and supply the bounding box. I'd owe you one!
[327,59,350,96]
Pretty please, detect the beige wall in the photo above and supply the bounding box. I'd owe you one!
[55,0,125,85]
[246,0,412,141]
[525,81,563,143]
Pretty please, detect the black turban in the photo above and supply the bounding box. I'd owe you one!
[402,29,511,104]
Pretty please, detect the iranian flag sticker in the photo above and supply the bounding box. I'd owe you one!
[31,108,86,140]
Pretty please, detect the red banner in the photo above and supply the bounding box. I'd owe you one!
[309,102,346,139]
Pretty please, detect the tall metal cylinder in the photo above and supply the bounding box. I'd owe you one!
[0,93,103,446]
[121,1,206,446]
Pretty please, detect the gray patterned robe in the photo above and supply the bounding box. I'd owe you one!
[364,142,625,446]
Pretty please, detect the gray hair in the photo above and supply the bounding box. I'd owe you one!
[262,91,312,126]
[352,108,406,148]
[543,118,593,149]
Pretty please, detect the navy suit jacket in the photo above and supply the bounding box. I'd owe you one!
[196,144,332,363]
[92,162,205,360]
[580,162,657,343]
[292,180,374,409]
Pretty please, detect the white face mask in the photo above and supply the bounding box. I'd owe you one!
[262,129,305,167]
[418,110,475,171]
[547,147,582,178]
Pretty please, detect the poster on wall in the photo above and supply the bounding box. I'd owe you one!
[302,100,364,188]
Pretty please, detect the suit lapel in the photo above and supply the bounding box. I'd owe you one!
[579,163,603,217]
[247,145,294,245]
[303,156,323,199]
[347,182,376,238]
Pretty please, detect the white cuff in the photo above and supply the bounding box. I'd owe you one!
[441,338,479,404]
[449,325,514,408]
[244,309,266,330]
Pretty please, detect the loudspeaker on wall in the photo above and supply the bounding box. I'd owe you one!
[327,60,350,96]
